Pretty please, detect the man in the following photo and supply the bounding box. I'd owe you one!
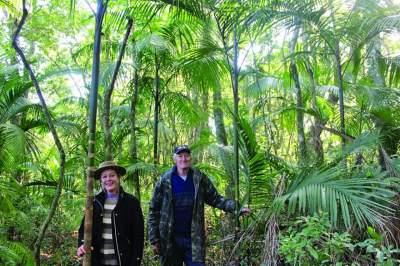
[148,145,249,265]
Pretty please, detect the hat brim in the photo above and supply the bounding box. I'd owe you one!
[94,165,126,179]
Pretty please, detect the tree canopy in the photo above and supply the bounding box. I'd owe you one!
[1,0,400,265]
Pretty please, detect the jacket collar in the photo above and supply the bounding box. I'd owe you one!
[95,186,125,204]
[166,166,201,200]
[171,166,194,178]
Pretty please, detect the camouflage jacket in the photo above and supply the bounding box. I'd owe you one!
[148,166,237,263]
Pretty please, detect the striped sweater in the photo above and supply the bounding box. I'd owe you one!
[101,196,118,265]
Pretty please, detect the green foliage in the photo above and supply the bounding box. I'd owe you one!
[354,227,400,266]
[276,163,396,229]
[0,240,34,266]
[279,213,353,265]
[2,0,400,265]
[279,214,400,266]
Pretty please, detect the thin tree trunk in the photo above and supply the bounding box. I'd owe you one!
[305,59,324,163]
[368,36,385,86]
[329,0,346,147]
[215,13,241,263]
[262,176,285,266]
[213,86,236,236]
[335,44,346,146]
[213,87,228,146]
[367,36,394,170]
[83,1,108,265]
[13,1,66,265]
[153,53,161,183]
[212,85,234,221]
[103,18,133,160]
[191,91,208,162]
[129,69,141,201]
[231,17,241,266]
[289,24,307,165]
[302,29,324,164]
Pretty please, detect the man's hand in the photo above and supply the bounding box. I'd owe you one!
[152,243,160,255]
[239,207,251,216]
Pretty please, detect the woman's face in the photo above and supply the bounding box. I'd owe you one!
[100,169,120,194]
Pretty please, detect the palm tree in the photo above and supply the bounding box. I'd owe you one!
[83,1,109,265]
[102,17,133,160]
[13,1,66,264]
[0,68,42,175]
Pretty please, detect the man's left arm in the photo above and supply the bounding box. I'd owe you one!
[202,175,237,213]
[202,175,251,216]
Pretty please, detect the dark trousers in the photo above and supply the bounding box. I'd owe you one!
[162,235,205,266]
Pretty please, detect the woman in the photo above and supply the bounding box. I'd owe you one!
[77,161,144,265]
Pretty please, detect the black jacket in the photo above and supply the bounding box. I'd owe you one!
[78,187,144,266]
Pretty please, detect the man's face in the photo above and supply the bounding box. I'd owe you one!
[174,151,192,170]
[100,169,120,194]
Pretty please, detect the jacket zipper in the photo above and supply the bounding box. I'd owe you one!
[112,211,122,266]
[193,170,200,208]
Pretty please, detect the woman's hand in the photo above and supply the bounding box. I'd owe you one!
[152,242,160,255]
[239,207,251,216]
[77,245,87,257]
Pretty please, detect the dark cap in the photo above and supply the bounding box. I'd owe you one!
[94,161,126,179]
[174,145,191,154]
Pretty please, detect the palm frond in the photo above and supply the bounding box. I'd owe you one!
[342,130,381,156]
[0,178,22,213]
[275,165,397,229]
[0,124,26,164]
[0,240,34,266]
[244,76,282,97]
[0,0,18,15]
[163,91,206,126]
[126,161,158,176]
[378,56,400,87]
[179,36,228,90]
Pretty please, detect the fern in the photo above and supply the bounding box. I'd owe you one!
[0,240,34,266]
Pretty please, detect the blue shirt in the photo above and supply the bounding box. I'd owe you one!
[171,167,195,236]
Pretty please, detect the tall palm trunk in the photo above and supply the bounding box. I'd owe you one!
[302,30,324,164]
[213,86,236,235]
[231,19,241,266]
[335,44,346,146]
[367,37,399,170]
[329,1,346,147]
[262,176,285,266]
[153,53,161,183]
[103,18,133,160]
[215,13,240,259]
[368,37,385,86]
[129,69,141,201]
[213,87,228,146]
[213,86,234,199]
[13,1,66,265]
[305,59,324,164]
[84,1,108,265]
[289,24,307,164]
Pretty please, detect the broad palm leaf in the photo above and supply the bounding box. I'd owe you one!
[276,165,396,229]
[0,67,43,173]
[273,131,398,230]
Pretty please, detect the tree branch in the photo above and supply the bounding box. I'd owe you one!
[12,1,66,265]
[318,124,354,142]
[103,17,134,160]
